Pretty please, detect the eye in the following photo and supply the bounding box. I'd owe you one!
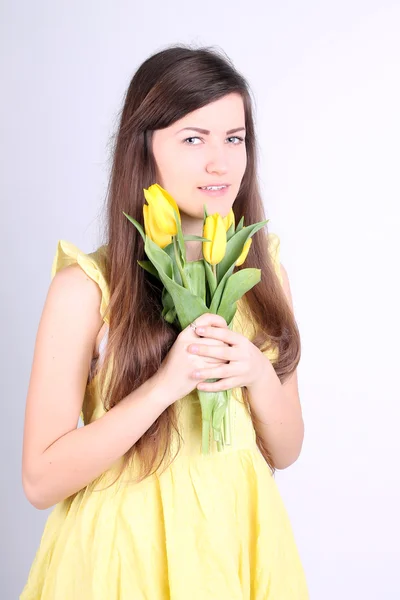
[183,137,202,145]
[227,136,245,144]
[183,135,245,145]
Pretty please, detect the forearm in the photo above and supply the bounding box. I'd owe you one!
[23,375,170,510]
[247,356,304,469]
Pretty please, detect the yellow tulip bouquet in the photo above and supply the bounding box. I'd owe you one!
[123,184,268,454]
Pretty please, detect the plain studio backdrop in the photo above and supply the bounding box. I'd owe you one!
[1,1,399,598]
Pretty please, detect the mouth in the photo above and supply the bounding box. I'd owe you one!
[198,184,230,191]
[197,184,231,197]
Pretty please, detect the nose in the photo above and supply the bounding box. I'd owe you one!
[205,143,228,176]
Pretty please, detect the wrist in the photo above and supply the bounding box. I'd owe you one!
[247,352,272,394]
[146,370,174,410]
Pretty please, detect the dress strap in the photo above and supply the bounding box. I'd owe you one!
[51,240,110,324]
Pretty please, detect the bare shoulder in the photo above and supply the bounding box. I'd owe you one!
[51,262,103,299]
[22,263,104,495]
[45,263,104,353]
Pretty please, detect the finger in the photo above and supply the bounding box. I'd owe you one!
[196,313,228,328]
[184,314,228,339]
[189,343,234,361]
[195,313,228,329]
[205,356,230,365]
[192,363,231,381]
[194,324,237,345]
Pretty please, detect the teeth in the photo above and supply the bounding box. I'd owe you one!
[201,185,226,190]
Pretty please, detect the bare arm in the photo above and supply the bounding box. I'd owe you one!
[247,263,305,469]
[22,265,172,510]
[247,357,304,469]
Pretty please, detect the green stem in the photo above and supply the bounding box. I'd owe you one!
[212,263,217,281]
[202,419,210,454]
[217,420,225,452]
[198,384,219,454]
[223,392,232,445]
[173,236,190,289]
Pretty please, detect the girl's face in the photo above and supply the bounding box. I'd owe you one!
[151,93,247,223]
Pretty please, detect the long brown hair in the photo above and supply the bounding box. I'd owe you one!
[95,43,301,486]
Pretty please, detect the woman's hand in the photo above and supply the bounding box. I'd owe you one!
[155,313,232,405]
[187,323,268,391]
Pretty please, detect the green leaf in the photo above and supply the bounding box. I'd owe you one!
[137,260,160,279]
[235,216,244,233]
[217,268,261,324]
[162,307,177,323]
[161,287,177,323]
[173,211,186,265]
[144,237,174,280]
[226,223,235,241]
[162,286,174,311]
[163,241,182,286]
[204,259,217,302]
[203,204,209,221]
[217,220,269,281]
[185,261,206,303]
[144,236,208,329]
[209,262,236,314]
[183,235,211,242]
[123,212,145,243]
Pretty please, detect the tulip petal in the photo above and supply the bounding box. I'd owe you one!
[143,203,172,248]
[153,184,181,224]
[235,237,252,266]
[143,184,181,236]
[223,209,235,232]
[202,215,216,264]
[211,214,227,265]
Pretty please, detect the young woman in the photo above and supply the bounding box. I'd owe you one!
[21,44,308,599]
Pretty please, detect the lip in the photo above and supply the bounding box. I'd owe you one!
[198,184,231,188]
[198,185,230,197]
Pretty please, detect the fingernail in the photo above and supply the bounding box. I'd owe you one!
[190,345,198,353]
[196,327,205,335]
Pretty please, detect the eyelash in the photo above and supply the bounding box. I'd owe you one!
[183,136,245,145]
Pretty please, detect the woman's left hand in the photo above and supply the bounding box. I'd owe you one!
[187,322,268,391]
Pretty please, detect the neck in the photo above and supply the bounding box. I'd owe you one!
[180,212,204,262]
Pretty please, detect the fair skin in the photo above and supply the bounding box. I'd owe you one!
[152,92,247,261]
[22,265,227,509]
[153,92,304,466]
[187,264,305,469]
[22,95,302,510]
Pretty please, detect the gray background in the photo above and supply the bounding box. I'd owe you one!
[1,1,399,598]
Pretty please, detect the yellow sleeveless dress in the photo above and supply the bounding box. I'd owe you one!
[20,234,309,600]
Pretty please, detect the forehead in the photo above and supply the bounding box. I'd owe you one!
[172,93,245,131]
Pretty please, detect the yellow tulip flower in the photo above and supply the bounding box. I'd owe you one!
[143,184,181,236]
[235,237,252,266]
[223,209,235,232]
[143,204,172,248]
[202,214,227,265]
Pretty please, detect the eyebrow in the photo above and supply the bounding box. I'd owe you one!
[176,127,246,135]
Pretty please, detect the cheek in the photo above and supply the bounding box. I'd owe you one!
[156,162,196,213]
[155,154,184,191]
[164,146,197,180]
[236,148,247,175]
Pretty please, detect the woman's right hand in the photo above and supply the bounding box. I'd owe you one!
[155,313,231,406]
